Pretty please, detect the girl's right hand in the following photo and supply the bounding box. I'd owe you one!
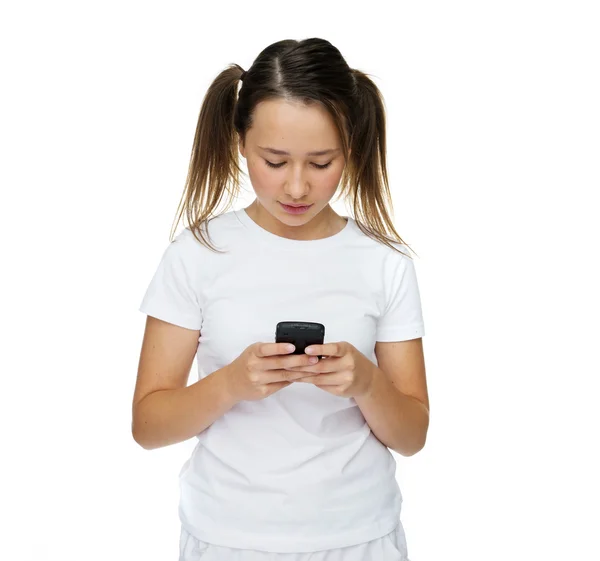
[224,342,320,403]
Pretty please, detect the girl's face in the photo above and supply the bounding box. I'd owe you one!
[239,98,349,237]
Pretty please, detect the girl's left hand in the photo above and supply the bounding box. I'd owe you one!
[286,342,375,398]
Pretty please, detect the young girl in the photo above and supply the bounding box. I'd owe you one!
[134,37,429,561]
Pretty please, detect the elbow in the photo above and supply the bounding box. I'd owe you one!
[406,440,427,457]
[131,427,145,449]
[393,424,429,457]
[132,431,155,451]
[131,421,152,450]
[394,439,427,457]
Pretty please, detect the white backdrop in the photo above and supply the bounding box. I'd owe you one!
[1,1,598,560]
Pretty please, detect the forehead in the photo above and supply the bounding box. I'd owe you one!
[247,99,340,152]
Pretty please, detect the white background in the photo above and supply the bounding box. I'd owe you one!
[1,1,598,560]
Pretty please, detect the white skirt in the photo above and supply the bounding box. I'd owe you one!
[179,522,410,560]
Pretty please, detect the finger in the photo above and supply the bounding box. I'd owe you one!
[288,357,338,373]
[287,363,320,373]
[296,374,340,385]
[290,354,320,367]
[288,370,315,378]
[287,364,317,373]
[272,369,310,381]
[304,342,344,358]
[256,342,295,357]
[264,353,317,372]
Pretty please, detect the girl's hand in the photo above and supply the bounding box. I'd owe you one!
[287,342,375,398]
[225,342,320,403]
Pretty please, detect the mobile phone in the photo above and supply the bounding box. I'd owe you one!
[275,321,325,359]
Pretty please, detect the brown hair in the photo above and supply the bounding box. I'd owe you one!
[170,38,417,258]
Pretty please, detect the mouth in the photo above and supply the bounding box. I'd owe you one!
[279,202,313,214]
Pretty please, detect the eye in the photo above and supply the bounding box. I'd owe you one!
[264,160,332,170]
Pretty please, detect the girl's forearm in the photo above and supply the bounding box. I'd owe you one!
[354,364,429,456]
[132,366,237,450]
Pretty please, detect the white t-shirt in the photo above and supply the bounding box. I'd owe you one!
[138,208,425,553]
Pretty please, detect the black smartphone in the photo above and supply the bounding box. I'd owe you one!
[275,321,325,359]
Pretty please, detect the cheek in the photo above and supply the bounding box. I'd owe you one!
[320,166,344,194]
[246,160,275,194]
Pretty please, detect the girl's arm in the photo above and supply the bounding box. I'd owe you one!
[132,316,237,450]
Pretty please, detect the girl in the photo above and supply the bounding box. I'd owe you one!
[134,37,429,561]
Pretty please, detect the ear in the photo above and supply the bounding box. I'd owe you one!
[239,138,246,159]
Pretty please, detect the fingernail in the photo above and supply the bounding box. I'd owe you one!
[286,344,295,352]
[309,357,319,364]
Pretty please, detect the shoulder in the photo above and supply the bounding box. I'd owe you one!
[348,219,414,265]
[179,210,243,250]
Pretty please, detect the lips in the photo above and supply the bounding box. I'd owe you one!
[279,202,313,214]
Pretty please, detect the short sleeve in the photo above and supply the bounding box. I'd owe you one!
[138,230,203,330]
[376,250,425,342]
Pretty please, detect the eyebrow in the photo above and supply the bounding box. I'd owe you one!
[258,146,340,156]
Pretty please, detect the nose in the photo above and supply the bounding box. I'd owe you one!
[283,168,310,200]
